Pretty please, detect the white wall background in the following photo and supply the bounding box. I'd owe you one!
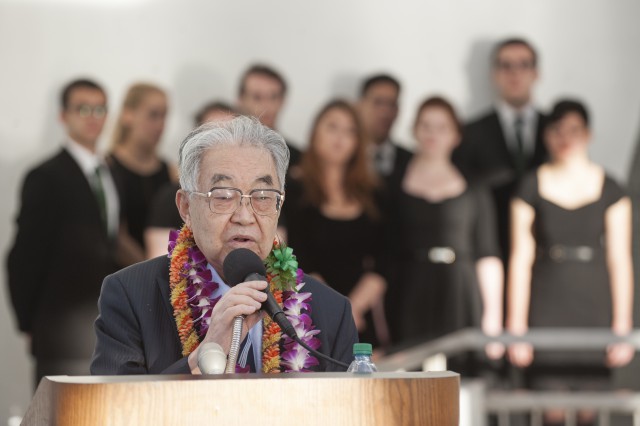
[1,0,639,419]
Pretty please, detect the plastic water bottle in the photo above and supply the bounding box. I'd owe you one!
[347,343,377,373]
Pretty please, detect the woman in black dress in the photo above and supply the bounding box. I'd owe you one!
[108,83,175,263]
[282,100,389,348]
[507,100,633,422]
[391,97,504,355]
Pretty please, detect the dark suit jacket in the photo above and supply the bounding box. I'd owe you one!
[90,256,358,375]
[7,149,119,359]
[452,109,547,257]
[382,142,412,193]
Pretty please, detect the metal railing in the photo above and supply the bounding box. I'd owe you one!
[377,328,640,426]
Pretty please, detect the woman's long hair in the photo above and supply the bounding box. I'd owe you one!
[299,99,380,219]
[110,82,165,149]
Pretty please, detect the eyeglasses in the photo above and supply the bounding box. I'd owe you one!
[69,104,108,118]
[190,187,284,216]
[495,60,535,72]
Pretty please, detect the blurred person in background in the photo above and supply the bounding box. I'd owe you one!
[357,73,412,191]
[507,100,633,425]
[357,74,412,343]
[628,118,640,327]
[7,78,122,387]
[453,38,548,263]
[144,101,236,259]
[389,97,503,362]
[236,64,302,173]
[281,100,390,349]
[108,82,175,264]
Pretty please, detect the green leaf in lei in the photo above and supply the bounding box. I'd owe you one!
[266,245,299,291]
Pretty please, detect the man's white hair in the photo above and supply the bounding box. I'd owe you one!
[178,115,290,192]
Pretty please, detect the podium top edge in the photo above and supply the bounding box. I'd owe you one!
[44,371,459,384]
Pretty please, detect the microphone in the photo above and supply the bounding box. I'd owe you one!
[223,248,348,369]
[197,342,227,374]
[223,248,296,338]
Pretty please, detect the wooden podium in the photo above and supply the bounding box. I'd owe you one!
[24,372,459,425]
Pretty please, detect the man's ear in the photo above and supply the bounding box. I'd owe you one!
[176,189,191,227]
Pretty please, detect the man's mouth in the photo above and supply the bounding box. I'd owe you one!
[230,235,254,244]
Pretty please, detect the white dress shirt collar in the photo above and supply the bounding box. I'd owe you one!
[64,138,102,175]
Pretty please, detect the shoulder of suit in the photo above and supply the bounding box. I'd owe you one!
[109,256,169,286]
[22,149,72,181]
[394,143,413,157]
[535,110,548,123]
[464,109,499,129]
[387,140,413,159]
[300,274,349,304]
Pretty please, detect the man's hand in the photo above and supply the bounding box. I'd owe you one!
[188,280,267,373]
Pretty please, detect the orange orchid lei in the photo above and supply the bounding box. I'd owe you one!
[168,225,320,373]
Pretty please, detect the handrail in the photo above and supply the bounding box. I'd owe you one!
[484,390,640,411]
[376,328,640,372]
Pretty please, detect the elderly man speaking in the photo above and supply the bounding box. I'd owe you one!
[91,116,357,374]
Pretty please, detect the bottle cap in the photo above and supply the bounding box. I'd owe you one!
[353,343,373,355]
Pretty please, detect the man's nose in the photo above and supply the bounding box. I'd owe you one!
[231,197,255,223]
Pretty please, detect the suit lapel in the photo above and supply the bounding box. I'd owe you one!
[156,258,175,324]
[531,111,548,167]
[488,110,517,170]
[58,149,107,236]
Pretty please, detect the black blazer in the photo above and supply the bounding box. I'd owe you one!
[7,149,119,358]
[453,109,547,183]
[452,109,548,257]
[90,256,358,375]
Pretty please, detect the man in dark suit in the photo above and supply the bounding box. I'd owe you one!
[7,79,121,386]
[453,38,548,260]
[91,116,357,375]
[357,74,412,191]
[236,64,302,171]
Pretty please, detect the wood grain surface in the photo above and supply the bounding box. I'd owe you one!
[24,372,459,425]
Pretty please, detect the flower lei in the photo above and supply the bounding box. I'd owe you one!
[168,225,321,373]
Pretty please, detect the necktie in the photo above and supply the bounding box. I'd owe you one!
[238,335,257,372]
[513,115,526,176]
[92,166,108,232]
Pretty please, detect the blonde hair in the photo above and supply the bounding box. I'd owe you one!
[111,82,166,148]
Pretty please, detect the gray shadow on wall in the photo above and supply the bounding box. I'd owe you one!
[329,72,362,102]
[463,38,496,120]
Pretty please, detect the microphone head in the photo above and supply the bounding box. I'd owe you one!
[197,342,227,374]
[223,248,267,286]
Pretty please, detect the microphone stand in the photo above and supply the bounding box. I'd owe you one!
[225,315,244,373]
